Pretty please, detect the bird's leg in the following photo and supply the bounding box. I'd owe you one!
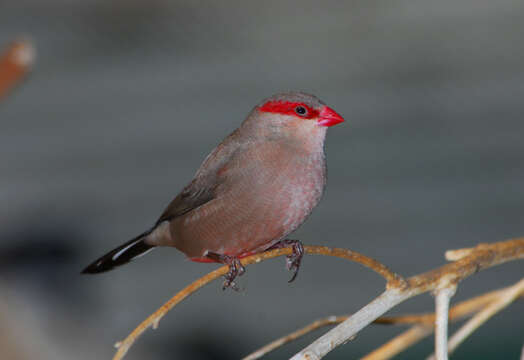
[266,239,304,283]
[205,251,245,290]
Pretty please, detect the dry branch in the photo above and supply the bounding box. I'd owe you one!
[363,325,433,360]
[113,246,403,360]
[243,281,522,360]
[0,39,34,100]
[242,316,348,360]
[427,277,524,360]
[290,238,523,360]
[111,237,523,360]
[364,282,523,360]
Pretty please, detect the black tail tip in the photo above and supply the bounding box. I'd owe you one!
[80,235,155,275]
[81,259,113,274]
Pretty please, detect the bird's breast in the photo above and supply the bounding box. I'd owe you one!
[274,150,326,234]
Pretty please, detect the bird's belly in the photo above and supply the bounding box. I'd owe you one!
[171,169,325,259]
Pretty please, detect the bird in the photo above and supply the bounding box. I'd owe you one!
[82,91,344,289]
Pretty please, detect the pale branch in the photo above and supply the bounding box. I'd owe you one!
[428,277,524,359]
[290,238,524,360]
[244,281,520,360]
[363,281,523,360]
[293,289,415,360]
[433,287,456,360]
[0,39,34,100]
[113,246,403,360]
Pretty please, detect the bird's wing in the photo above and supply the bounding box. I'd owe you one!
[156,129,245,224]
[156,181,217,224]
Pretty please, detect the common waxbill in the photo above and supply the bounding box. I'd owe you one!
[82,92,344,288]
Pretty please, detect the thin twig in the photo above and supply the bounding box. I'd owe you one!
[0,39,34,100]
[303,246,406,288]
[438,277,524,358]
[113,245,403,360]
[363,326,433,360]
[433,286,456,360]
[242,316,347,360]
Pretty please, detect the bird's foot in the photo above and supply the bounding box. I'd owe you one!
[205,252,245,290]
[267,239,304,283]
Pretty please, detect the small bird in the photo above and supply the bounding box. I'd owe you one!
[82,92,344,288]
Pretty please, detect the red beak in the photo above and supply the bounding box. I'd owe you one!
[317,106,344,127]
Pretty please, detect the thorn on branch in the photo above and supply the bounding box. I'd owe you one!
[445,248,474,261]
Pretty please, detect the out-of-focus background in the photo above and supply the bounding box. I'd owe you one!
[1,1,523,359]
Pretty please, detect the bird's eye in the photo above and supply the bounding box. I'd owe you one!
[295,106,308,116]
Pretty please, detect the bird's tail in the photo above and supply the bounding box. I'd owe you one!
[81,231,155,274]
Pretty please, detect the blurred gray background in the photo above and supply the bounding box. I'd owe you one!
[1,1,523,359]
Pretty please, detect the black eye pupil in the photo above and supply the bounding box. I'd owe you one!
[295,106,307,115]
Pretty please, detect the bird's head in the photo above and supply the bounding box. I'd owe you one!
[243,92,344,144]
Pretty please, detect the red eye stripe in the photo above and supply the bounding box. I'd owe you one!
[258,101,319,119]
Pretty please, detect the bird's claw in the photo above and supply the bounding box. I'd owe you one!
[286,241,303,283]
[206,251,245,290]
[267,239,304,283]
[222,257,245,290]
